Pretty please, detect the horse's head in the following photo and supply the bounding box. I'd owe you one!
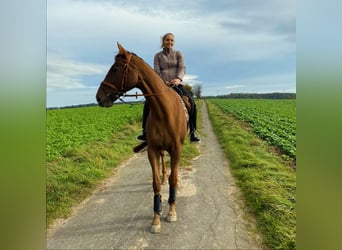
[96,43,139,107]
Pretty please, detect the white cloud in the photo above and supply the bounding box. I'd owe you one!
[47,52,107,90]
[222,72,296,93]
[183,74,202,86]
[47,0,295,106]
[48,0,295,62]
[230,73,295,86]
[225,85,245,90]
[203,71,295,96]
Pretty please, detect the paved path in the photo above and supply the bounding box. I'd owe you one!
[47,101,263,249]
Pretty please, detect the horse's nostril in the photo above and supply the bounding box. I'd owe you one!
[96,97,104,107]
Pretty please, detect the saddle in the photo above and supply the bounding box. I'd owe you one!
[171,85,194,117]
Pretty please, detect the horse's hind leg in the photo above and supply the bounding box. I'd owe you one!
[161,150,167,185]
[148,149,162,233]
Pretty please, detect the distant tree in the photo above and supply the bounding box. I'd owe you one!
[215,92,296,99]
[183,83,193,96]
[192,84,202,99]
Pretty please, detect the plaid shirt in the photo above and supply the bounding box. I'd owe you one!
[153,48,186,82]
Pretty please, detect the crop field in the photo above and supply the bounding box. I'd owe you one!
[46,104,145,224]
[208,98,296,160]
[47,104,142,162]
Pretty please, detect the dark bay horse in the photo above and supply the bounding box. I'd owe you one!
[96,43,188,233]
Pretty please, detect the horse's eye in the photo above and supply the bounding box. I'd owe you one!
[111,66,117,72]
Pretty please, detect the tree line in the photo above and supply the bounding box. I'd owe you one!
[205,92,296,99]
[47,86,295,110]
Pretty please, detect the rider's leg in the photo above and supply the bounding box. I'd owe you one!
[137,102,149,141]
[176,86,200,143]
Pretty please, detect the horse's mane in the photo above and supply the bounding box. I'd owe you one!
[116,51,154,68]
[115,52,138,60]
[116,51,165,84]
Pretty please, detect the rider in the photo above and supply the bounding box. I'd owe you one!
[137,33,200,143]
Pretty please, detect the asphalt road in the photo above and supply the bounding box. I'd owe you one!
[47,101,264,249]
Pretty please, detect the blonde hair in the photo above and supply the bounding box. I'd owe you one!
[161,33,175,48]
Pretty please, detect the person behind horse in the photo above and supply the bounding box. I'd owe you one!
[137,33,200,143]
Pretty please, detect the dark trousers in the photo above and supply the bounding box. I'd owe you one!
[141,85,197,133]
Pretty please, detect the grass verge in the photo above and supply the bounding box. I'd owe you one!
[206,100,296,249]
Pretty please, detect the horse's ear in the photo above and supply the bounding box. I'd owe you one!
[117,42,126,55]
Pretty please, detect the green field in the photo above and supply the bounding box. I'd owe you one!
[47,105,142,161]
[210,98,296,161]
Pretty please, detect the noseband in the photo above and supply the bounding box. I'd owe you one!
[100,52,171,100]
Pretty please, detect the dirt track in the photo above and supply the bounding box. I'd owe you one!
[47,101,263,249]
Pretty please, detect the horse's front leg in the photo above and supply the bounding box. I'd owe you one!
[167,148,181,223]
[160,150,168,185]
[148,149,162,233]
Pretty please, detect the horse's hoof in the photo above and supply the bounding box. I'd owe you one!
[151,224,161,233]
[166,213,177,222]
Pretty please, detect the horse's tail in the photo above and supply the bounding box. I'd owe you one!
[133,141,147,153]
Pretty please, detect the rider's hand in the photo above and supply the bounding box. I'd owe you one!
[170,78,181,86]
[165,81,173,87]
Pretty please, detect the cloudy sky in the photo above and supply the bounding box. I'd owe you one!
[47,0,296,107]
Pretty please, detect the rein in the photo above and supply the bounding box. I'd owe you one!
[100,52,171,100]
[101,80,171,98]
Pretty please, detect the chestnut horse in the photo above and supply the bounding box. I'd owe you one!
[96,43,188,233]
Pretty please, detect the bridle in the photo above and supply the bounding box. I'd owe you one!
[100,52,171,101]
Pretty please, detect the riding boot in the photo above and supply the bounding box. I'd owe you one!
[189,101,200,143]
[189,115,200,143]
[137,102,149,141]
[190,131,200,143]
[189,122,200,143]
